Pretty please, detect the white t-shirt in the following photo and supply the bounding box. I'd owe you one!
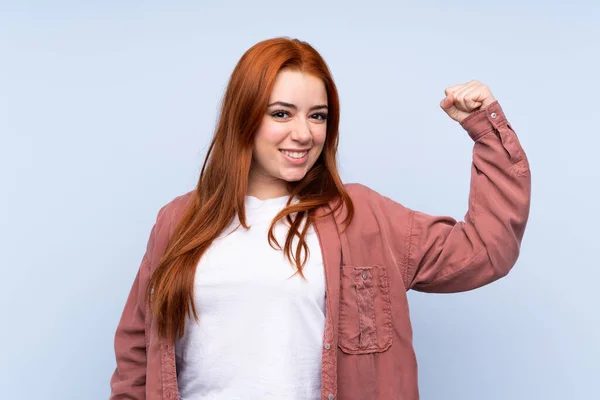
[175,194,326,400]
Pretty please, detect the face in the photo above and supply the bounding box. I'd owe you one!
[248,68,328,198]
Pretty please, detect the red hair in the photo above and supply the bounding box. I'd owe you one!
[147,37,354,341]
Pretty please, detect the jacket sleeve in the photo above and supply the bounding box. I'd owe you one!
[376,100,531,293]
[109,205,167,399]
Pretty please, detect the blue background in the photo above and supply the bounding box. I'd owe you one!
[1,1,599,399]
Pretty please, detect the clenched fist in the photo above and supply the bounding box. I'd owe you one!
[440,80,497,123]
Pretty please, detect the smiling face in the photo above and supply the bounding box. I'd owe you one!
[247,68,328,199]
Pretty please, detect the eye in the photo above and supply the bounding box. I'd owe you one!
[312,112,328,121]
[272,110,291,119]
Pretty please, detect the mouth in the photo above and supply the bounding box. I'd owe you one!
[279,149,309,164]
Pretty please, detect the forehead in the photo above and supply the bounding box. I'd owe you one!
[269,69,327,104]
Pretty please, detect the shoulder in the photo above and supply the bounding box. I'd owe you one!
[342,182,413,219]
[343,182,405,206]
[343,182,374,202]
[155,189,195,229]
[343,182,392,199]
[144,189,195,262]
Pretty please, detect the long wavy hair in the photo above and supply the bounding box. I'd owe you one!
[147,37,354,342]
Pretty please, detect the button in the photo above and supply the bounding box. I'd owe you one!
[328,394,335,400]
[491,112,497,119]
[324,343,331,350]
[362,272,368,280]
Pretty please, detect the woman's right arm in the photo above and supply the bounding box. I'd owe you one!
[110,206,165,399]
[109,254,152,399]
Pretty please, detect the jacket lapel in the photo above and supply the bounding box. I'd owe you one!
[313,202,343,339]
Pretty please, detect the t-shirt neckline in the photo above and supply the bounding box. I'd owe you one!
[244,194,296,210]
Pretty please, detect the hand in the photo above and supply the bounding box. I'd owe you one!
[440,80,497,123]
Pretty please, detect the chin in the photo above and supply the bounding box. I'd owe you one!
[278,171,308,182]
[279,175,305,183]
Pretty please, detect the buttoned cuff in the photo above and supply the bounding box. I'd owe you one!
[460,100,508,141]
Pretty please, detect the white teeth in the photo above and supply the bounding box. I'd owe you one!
[280,150,307,159]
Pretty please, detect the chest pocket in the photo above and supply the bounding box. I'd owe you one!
[338,264,393,354]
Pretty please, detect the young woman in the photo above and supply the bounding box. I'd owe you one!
[109,37,531,400]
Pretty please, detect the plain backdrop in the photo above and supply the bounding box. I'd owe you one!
[1,1,599,399]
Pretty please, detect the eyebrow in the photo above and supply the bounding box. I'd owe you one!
[267,101,328,112]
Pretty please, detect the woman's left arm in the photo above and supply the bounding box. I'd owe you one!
[403,82,531,292]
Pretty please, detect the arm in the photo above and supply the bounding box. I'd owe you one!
[404,100,531,292]
[109,256,151,399]
[109,206,165,399]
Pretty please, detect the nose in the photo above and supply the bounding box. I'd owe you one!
[290,118,312,144]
